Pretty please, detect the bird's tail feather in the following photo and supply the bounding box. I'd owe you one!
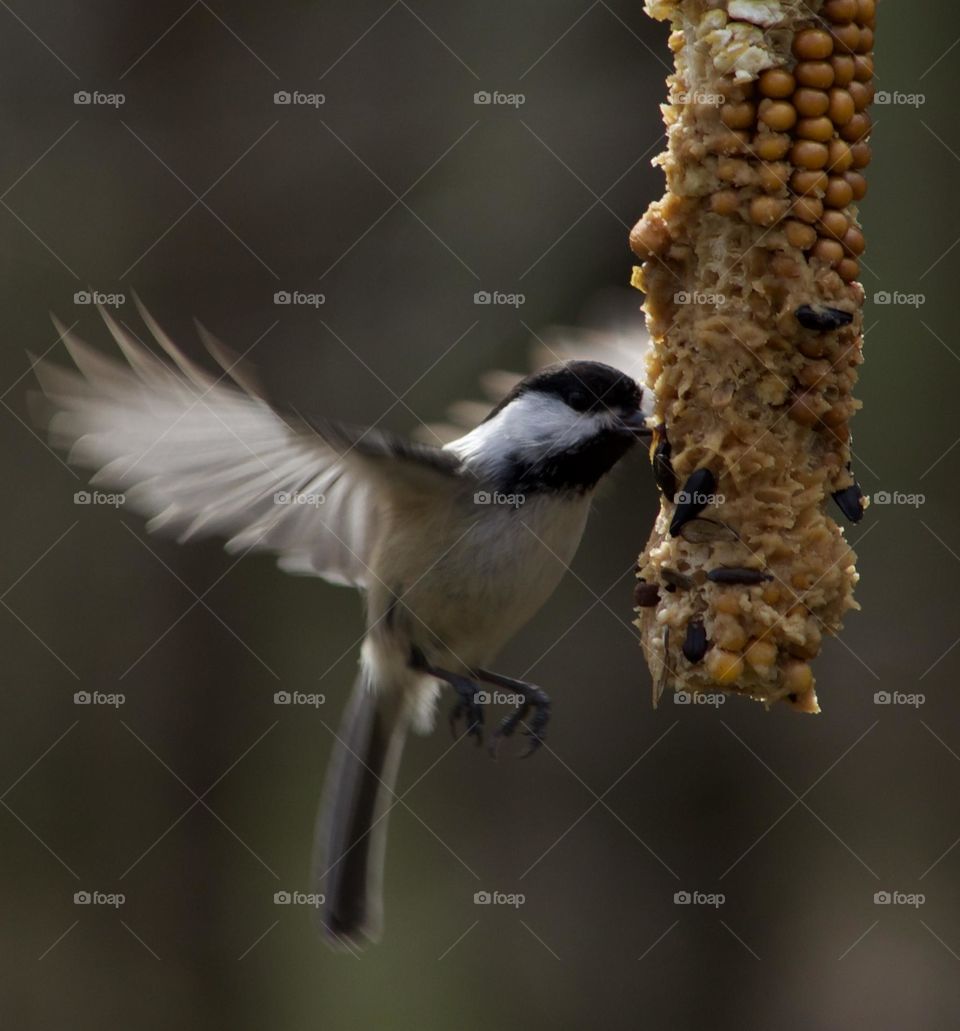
[314,672,410,947]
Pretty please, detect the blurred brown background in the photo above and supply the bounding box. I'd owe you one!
[1,1,959,1028]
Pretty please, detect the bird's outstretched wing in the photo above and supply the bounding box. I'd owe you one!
[32,302,472,588]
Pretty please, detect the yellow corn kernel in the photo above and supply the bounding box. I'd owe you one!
[706,649,744,686]
[745,638,778,672]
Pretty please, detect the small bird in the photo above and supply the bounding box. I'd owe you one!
[32,302,650,947]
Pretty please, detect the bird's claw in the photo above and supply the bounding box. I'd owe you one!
[489,688,550,759]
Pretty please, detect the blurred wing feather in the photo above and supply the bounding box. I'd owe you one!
[34,310,466,589]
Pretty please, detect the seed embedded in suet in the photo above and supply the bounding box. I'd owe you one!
[706,568,774,586]
[634,581,660,608]
[794,88,830,118]
[750,195,788,227]
[832,483,865,522]
[670,468,718,537]
[758,68,795,98]
[795,61,835,89]
[785,220,818,250]
[682,619,708,664]
[797,116,835,143]
[710,189,740,216]
[794,28,834,61]
[795,304,854,331]
[812,238,845,266]
[721,101,756,130]
[759,100,797,132]
[652,428,677,499]
[754,133,792,161]
[824,176,854,209]
[828,88,856,126]
[791,140,830,170]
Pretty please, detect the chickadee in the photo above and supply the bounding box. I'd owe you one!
[32,303,650,947]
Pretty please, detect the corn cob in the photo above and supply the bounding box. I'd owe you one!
[630,0,876,712]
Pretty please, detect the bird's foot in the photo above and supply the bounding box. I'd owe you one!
[477,671,551,759]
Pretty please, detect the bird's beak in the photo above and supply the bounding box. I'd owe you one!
[617,409,652,438]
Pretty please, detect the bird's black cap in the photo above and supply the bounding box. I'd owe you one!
[483,360,642,422]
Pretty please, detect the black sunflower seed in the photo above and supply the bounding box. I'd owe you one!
[706,567,773,585]
[661,567,694,591]
[682,619,708,664]
[633,581,660,608]
[679,517,738,544]
[670,468,717,537]
[652,426,677,499]
[795,304,854,332]
[832,482,864,523]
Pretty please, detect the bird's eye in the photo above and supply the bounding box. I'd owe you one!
[566,391,588,411]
